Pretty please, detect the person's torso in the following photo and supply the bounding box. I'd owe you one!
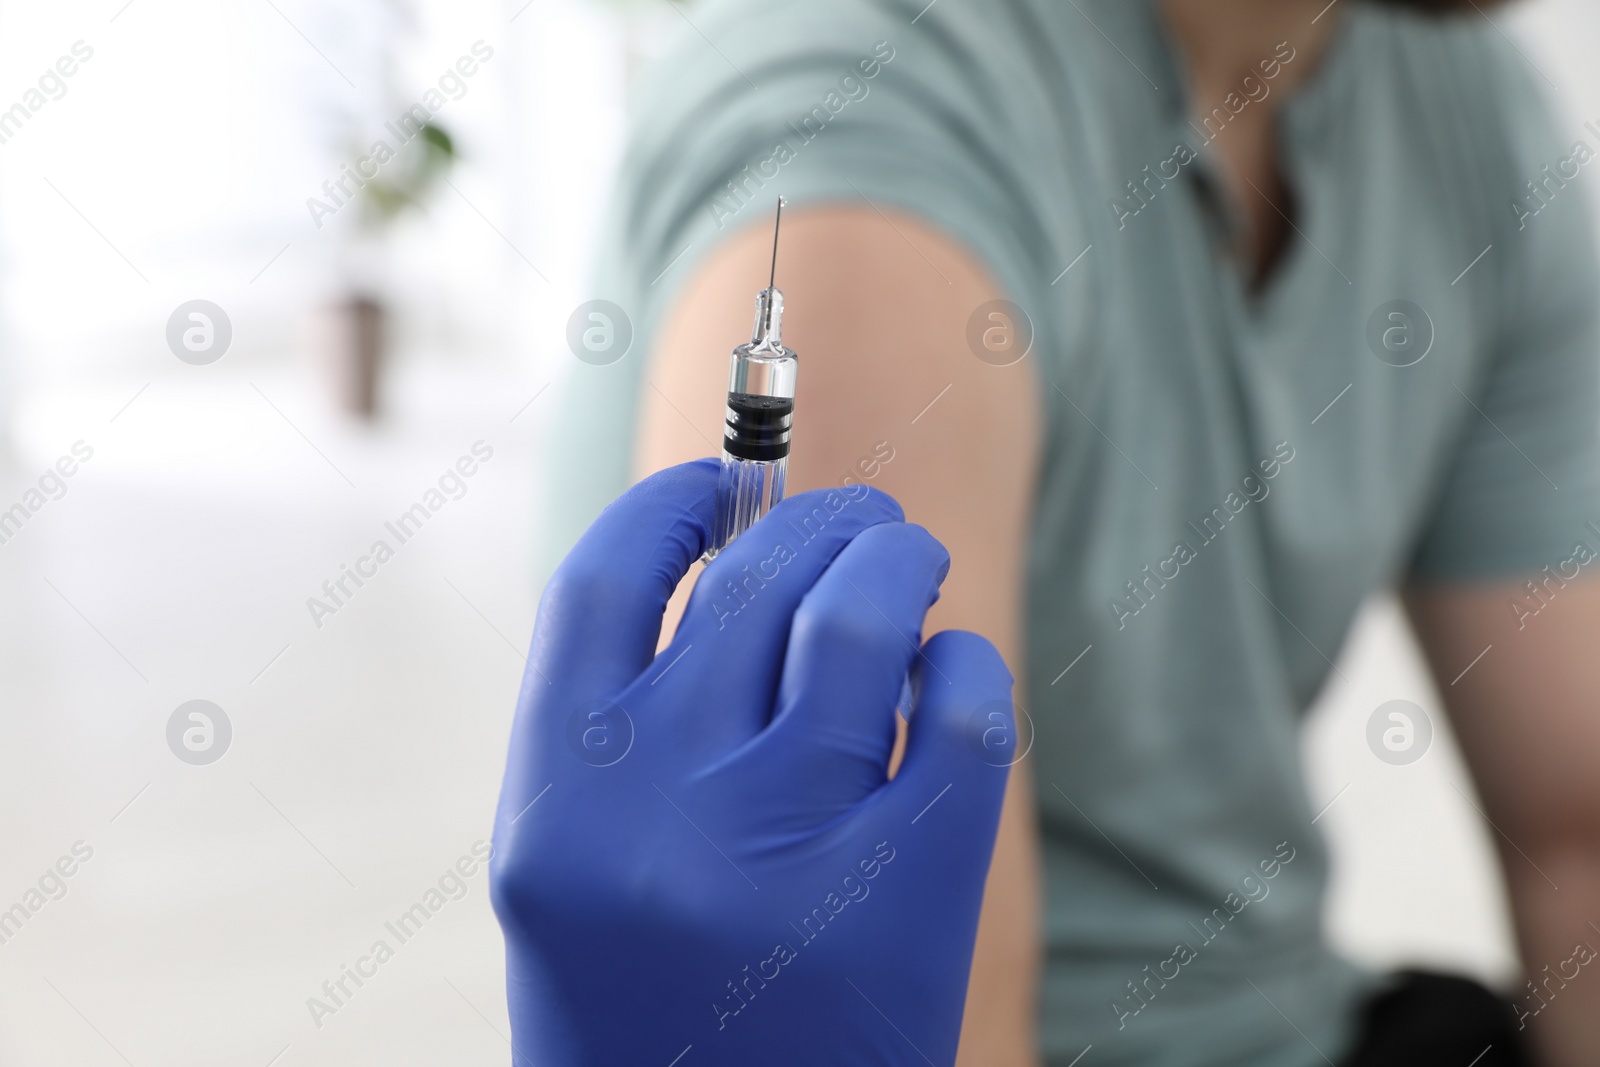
[556,3,1569,1062]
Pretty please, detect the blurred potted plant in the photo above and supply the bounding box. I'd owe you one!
[323,122,456,418]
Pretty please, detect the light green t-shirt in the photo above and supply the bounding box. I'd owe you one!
[546,1,1600,1063]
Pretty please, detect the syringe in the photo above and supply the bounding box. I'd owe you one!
[705,198,797,560]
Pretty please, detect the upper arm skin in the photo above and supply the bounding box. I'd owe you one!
[1404,578,1600,844]
[1404,577,1600,1064]
[634,207,1044,1064]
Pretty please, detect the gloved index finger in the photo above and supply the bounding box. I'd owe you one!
[659,483,904,754]
[757,521,949,802]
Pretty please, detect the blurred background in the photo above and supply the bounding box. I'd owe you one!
[0,0,1596,1063]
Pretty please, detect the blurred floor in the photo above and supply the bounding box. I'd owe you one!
[0,359,545,1066]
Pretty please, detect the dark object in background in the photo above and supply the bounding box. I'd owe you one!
[318,123,455,421]
[320,294,384,419]
[1343,970,1531,1067]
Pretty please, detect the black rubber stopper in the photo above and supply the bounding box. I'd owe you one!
[723,392,793,461]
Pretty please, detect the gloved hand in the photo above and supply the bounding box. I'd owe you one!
[491,458,1016,1066]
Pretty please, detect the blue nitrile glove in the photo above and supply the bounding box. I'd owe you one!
[490,458,1016,1066]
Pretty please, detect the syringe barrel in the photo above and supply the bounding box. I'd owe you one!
[705,289,797,560]
[709,452,788,560]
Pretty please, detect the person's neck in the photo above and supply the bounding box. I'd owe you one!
[1153,0,1348,285]
[1157,0,1342,106]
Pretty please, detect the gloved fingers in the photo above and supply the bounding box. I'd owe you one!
[663,483,904,747]
[527,458,717,706]
[889,630,1014,830]
[757,522,949,798]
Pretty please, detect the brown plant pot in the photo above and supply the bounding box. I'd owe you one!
[321,295,385,419]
